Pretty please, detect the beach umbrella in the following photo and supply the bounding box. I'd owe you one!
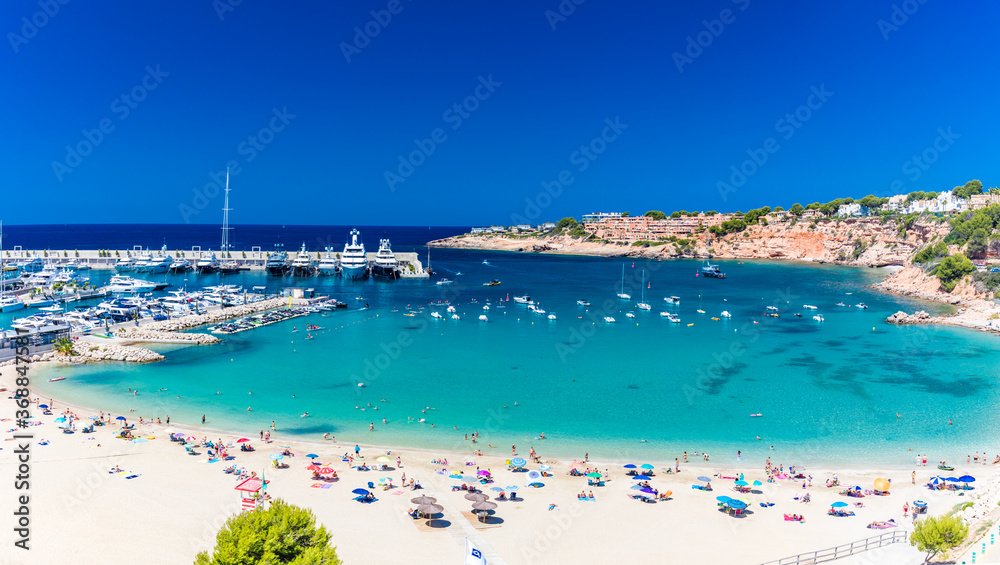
[751,480,763,487]
[504,485,519,491]
[639,487,656,494]
[236,438,250,443]
[716,496,733,503]
[318,467,335,475]
[697,476,712,483]
[416,503,443,515]
[375,456,391,464]
[410,496,437,505]
[913,500,927,507]
[270,453,283,460]
[465,492,488,502]
[734,480,748,486]
[526,470,543,482]
[944,477,960,482]
[623,464,637,469]
[586,472,602,478]
[958,475,976,483]
[115,416,126,421]
[305,453,319,459]
[727,499,747,510]
[477,470,491,476]
[472,501,497,511]
[378,477,392,484]
[640,464,654,470]
[511,457,527,467]
[352,488,371,496]
[449,474,465,479]
[172,433,185,439]
[462,476,479,484]
[633,475,651,481]
[630,485,646,491]
[874,478,890,491]
[831,501,848,508]
[39,404,48,409]
[930,477,942,485]
[852,486,862,491]
[489,487,505,492]
[538,465,551,472]
[306,464,321,471]
[54,417,67,423]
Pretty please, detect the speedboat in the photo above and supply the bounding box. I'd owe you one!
[855,303,868,309]
[721,311,732,318]
[661,312,681,323]
[0,295,24,313]
[341,230,369,280]
[803,304,818,310]
[604,316,615,323]
[813,314,825,322]
[547,313,556,320]
[637,302,651,311]
[451,314,460,320]
[625,312,635,318]
[483,279,500,286]
[431,312,443,319]
[765,306,778,312]
[483,305,490,311]
[836,302,846,307]
[479,315,488,322]
[169,258,192,273]
[576,300,590,307]
[664,296,680,305]
[436,278,454,286]
[513,295,531,304]
[446,305,456,313]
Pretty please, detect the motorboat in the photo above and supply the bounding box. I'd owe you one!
[291,243,316,276]
[625,312,635,318]
[431,312,443,319]
[446,305,456,313]
[341,229,369,280]
[372,239,400,280]
[114,256,136,273]
[435,278,454,286]
[513,295,532,304]
[664,296,680,305]
[218,259,241,275]
[576,300,590,306]
[133,249,155,273]
[604,316,616,323]
[479,315,488,322]
[547,313,556,320]
[765,306,778,312]
[700,234,725,279]
[721,311,732,318]
[813,314,825,322]
[196,251,220,274]
[451,314,460,320]
[318,247,338,276]
[169,258,192,273]
[803,304,818,310]
[265,245,290,276]
[147,246,173,274]
[107,275,157,293]
[855,303,868,309]
[661,312,681,323]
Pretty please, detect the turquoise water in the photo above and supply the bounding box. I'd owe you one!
[30,251,1000,467]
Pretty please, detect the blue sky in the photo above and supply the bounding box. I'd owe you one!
[3,1,998,226]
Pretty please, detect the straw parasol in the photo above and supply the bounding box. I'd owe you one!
[411,496,437,505]
[471,500,498,522]
[465,492,489,502]
[416,503,443,515]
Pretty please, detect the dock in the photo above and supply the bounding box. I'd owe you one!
[4,248,430,278]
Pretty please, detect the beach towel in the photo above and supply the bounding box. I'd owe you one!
[126,475,140,479]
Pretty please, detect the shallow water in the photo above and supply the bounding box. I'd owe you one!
[29,250,1000,467]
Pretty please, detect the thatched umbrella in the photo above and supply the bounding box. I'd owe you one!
[464,492,489,502]
[416,503,444,526]
[411,496,437,505]
[471,500,498,522]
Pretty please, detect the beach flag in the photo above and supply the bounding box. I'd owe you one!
[465,539,488,565]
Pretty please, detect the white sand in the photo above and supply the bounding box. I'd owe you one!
[2,362,992,564]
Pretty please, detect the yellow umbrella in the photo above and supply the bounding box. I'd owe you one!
[874,478,890,491]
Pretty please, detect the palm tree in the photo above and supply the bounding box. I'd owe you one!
[53,337,76,357]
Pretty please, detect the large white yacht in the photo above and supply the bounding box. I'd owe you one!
[169,258,192,273]
[291,243,315,276]
[114,256,136,272]
[372,238,400,280]
[107,275,158,293]
[196,251,219,274]
[317,247,338,276]
[133,248,155,273]
[265,244,290,276]
[148,245,173,274]
[340,229,368,280]
[0,222,24,312]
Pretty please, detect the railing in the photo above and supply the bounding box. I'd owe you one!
[759,531,908,565]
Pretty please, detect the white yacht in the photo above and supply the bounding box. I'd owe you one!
[196,251,219,274]
[0,223,24,313]
[636,270,651,310]
[133,249,155,273]
[513,295,532,304]
[576,300,590,307]
[340,229,368,280]
[372,238,400,280]
[547,313,557,320]
[803,304,818,310]
[115,256,136,272]
[604,316,616,323]
[169,258,192,273]
[431,311,443,319]
[435,278,453,286]
[478,314,488,322]
[317,247,338,276]
[661,312,681,323]
[664,296,680,305]
[16,257,44,274]
[616,264,630,299]
[148,245,172,274]
[721,311,732,318]
[813,314,825,322]
[291,243,316,276]
[107,275,157,293]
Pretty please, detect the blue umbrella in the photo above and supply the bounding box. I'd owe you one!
[270,453,283,460]
[734,480,748,486]
[633,475,651,481]
[930,477,942,485]
[623,464,637,469]
[959,475,976,483]
[305,454,319,459]
[510,457,526,467]
[351,488,370,495]
[115,416,126,421]
[697,476,712,483]
[831,501,848,508]
[39,404,48,409]
[54,417,67,423]
[751,480,763,487]
[639,487,656,494]
[490,487,505,492]
[449,474,465,480]
[716,496,732,502]
[727,500,747,509]
[505,485,519,491]
[639,464,654,470]
[944,477,960,482]
[913,500,927,507]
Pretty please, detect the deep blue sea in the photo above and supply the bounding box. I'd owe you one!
[10,225,1000,467]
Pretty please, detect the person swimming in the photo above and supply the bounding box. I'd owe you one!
[301,412,309,418]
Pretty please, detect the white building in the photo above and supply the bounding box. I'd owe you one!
[904,190,968,214]
[836,203,865,217]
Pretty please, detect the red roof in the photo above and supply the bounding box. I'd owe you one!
[235,478,268,492]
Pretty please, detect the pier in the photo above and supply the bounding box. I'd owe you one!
[4,248,429,277]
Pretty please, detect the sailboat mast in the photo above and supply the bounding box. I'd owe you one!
[221,167,231,258]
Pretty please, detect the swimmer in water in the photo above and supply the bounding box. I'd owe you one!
[247,407,252,411]
[301,412,309,418]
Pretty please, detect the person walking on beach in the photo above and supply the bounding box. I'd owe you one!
[355,444,360,456]
[912,471,916,484]
[202,414,206,424]
[260,430,264,440]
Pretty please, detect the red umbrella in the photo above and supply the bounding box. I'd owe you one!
[306,464,321,471]
[319,467,335,474]
[236,438,250,443]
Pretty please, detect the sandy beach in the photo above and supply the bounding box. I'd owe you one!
[4,361,999,564]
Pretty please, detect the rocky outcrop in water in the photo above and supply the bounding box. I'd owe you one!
[885,311,931,324]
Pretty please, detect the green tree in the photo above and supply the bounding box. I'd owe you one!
[669,211,682,219]
[705,210,718,215]
[934,253,975,292]
[53,337,76,357]
[195,500,341,565]
[555,217,577,230]
[805,202,820,210]
[909,514,968,564]
[968,228,989,257]
[953,179,983,199]
[773,206,784,212]
[789,203,804,216]
[621,212,630,217]
[643,210,666,220]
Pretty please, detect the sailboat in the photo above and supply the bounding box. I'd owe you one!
[218,169,241,275]
[636,270,651,310]
[616,263,630,299]
[700,234,725,279]
[0,221,25,312]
